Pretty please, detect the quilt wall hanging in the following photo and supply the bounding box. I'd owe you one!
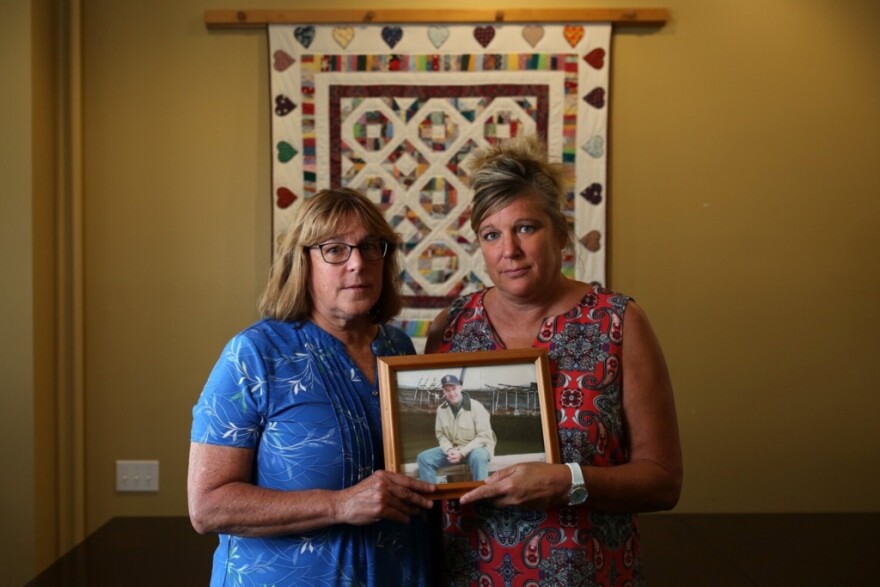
[268,22,611,341]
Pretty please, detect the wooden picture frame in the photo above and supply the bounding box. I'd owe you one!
[378,348,560,500]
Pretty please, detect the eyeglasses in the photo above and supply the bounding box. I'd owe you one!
[309,240,389,264]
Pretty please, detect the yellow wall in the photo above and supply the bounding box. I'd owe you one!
[7,0,880,580]
[0,1,36,584]
[608,1,880,510]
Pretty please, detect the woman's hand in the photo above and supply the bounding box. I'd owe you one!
[458,462,570,509]
[335,470,435,525]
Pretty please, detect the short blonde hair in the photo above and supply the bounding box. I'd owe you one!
[467,135,571,247]
[259,188,403,323]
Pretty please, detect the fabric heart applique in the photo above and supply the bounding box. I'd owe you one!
[474,26,495,48]
[382,26,403,49]
[584,87,606,109]
[276,187,297,209]
[584,48,606,70]
[274,95,296,116]
[333,27,354,49]
[427,26,449,49]
[582,136,605,158]
[293,25,315,48]
[563,25,585,48]
[273,50,295,72]
[580,183,603,205]
[277,141,297,163]
[580,230,602,252]
[522,25,544,47]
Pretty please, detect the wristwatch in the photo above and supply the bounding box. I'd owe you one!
[566,462,588,505]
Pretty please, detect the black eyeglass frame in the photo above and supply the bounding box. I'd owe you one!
[308,240,390,264]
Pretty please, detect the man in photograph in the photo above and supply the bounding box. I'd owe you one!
[417,374,497,483]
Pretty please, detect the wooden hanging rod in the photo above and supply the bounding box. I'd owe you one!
[204,8,668,28]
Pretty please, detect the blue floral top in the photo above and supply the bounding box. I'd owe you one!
[191,319,430,587]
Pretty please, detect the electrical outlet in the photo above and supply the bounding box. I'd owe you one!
[116,460,159,492]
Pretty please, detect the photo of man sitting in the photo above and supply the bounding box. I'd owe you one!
[416,374,497,483]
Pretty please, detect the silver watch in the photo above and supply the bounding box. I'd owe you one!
[566,462,588,505]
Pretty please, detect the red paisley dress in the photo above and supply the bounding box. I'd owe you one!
[435,286,643,587]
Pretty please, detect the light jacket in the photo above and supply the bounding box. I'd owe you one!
[435,392,497,458]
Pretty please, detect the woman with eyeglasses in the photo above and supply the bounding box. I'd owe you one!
[188,188,435,586]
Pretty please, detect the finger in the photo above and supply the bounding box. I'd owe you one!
[402,476,436,495]
[370,472,431,506]
[457,481,502,504]
[389,482,435,509]
[377,490,429,524]
[482,466,517,484]
[380,502,412,524]
[390,493,422,516]
[382,470,436,494]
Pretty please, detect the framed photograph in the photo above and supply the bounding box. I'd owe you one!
[378,348,560,500]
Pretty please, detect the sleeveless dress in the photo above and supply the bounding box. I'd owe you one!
[191,319,431,587]
[435,286,643,587]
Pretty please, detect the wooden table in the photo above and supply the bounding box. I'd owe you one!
[638,513,877,586]
[26,517,215,587]
[27,513,878,585]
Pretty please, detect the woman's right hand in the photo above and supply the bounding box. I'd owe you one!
[335,470,435,525]
[458,461,570,509]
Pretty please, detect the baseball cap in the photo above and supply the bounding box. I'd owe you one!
[441,374,462,386]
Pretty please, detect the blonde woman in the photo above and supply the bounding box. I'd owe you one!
[189,188,434,586]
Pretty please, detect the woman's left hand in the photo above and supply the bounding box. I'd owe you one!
[458,462,570,509]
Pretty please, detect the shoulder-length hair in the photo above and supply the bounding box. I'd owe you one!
[467,134,571,247]
[258,187,403,323]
